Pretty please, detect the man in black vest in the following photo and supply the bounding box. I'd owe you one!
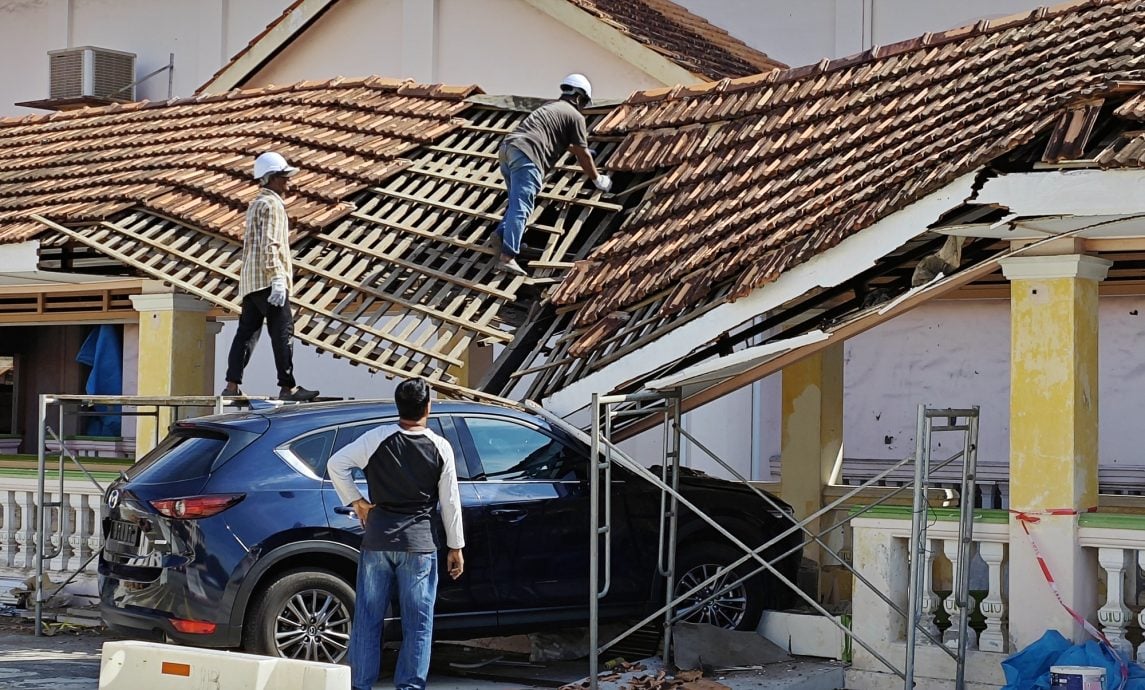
[328,378,464,690]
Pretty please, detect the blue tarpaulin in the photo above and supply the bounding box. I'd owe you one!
[75,325,122,437]
[1002,630,1145,690]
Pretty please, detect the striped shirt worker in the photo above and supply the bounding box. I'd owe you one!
[238,188,293,299]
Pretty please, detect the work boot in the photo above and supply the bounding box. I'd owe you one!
[279,386,320,402]
[220,385,243,396]
[496,256,527,276]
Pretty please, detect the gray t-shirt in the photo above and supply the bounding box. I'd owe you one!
[504,99,589,174]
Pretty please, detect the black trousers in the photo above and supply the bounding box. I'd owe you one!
[225,287,296,389]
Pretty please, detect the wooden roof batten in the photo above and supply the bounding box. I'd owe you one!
[4,88,645,405]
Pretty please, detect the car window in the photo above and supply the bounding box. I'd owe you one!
[126,430,226,483]
[463,417,586,481]
[286,429,335,477]
[328,418,465,480]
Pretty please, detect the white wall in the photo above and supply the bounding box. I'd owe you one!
[213,319,399,401]
[843,296,1145,467]
[0,0,287,117]
[248,0,661,100]
[248,0,404,89]
[434,0,657,100]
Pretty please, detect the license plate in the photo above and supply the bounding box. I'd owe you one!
[108,520,139,546]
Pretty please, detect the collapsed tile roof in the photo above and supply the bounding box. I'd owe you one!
[547,0,1145,359]
[1095,91,1145,166]
[0,77,629,399]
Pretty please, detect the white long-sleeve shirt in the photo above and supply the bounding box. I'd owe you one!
[328,424,464,551]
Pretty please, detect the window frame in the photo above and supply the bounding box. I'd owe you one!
[274,415,467,482]
[454,413,588,483]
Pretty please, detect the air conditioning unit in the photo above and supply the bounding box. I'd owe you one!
[48,46,136,101]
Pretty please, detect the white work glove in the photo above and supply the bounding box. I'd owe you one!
[268,277,288,307]
[593,174,612,193]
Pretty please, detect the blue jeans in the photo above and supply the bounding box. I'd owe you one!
[350,550,438,690]
[496,144,542,258]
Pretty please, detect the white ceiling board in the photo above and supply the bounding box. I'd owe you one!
[936,214,1145,239]
[645,331,828,393]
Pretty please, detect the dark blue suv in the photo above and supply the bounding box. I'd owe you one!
[99,401,801,662]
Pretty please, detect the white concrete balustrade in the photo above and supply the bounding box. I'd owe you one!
[1078,513,1145,663]
[0,477,103,591]
[849,508,1145,690]
[849,506,1011,690]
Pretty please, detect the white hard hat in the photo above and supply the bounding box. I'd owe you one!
[252,151,299,180]
[560,73,592,101]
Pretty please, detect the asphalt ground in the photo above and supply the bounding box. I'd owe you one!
[0,616,573,689]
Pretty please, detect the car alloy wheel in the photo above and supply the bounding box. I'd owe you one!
[274,587,353,661]
[246,568,355,663]
[674,562,750,630]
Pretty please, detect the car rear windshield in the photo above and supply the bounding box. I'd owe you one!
[125,429,228,484]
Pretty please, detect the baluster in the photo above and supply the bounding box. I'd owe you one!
[65,492,85,570]
[19,490,34,569]
[943,538,979,650]
[918,538,941,642]
[78,494,97,568]
[3,490,16,568]
[978,541,1008,653]
[47,492,65,573]
[1097,548,1133,658]
[1137,550,1145,662]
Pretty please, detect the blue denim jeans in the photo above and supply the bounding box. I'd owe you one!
[496,144,542,258]
[350,549,438,690]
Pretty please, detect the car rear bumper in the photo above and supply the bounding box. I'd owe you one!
[100,599,243,648]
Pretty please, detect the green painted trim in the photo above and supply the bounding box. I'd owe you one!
[1079,513,1145,531]
[850,504,1009,524]
[0,468,119,481]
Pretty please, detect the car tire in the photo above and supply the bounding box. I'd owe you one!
[673,543,766,631]
[245,568,355,663]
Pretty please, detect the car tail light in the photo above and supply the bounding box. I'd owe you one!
[170,618,217,634]
[149,494,245,519]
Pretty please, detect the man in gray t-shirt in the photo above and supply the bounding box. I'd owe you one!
[492,73,613,276]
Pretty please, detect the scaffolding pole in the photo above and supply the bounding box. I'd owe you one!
[533,397,982,690]
[33,394,267,636]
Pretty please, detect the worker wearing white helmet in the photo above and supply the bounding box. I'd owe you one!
[491,73,613,276]
[221,151,319,402]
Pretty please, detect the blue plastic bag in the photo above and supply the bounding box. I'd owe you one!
[1001,630,1145,690]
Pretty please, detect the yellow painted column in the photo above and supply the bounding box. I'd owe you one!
[128,291,213,458]
[451,340,493,390]
[1001,254,1110,648]
[780,342,844,601]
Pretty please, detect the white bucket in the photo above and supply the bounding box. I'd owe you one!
[1050,666,1106,690]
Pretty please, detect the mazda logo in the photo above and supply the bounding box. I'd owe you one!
[107,489,120,510]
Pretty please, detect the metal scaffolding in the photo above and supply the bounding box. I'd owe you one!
[527,398,981,690]
[32,394,267,635]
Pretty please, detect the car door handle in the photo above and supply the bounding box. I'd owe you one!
[490,508,527,523]
[334,506,354,516]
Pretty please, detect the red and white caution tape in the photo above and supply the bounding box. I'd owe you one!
[1010,508,1129,690]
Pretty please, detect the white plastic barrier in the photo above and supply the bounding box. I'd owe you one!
[99,640,350,690]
